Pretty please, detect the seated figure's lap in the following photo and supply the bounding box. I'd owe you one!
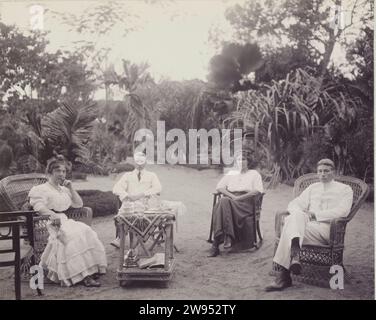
[303,221,330,246]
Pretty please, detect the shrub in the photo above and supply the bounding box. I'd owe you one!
[77,190,119,218]
[110,162,135,174]
[0,141,13,179]
[71,171,88,181]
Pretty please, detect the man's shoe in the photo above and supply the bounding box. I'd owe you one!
[110,238,120,249]
[290,256,302,275]
[265,270,292,292]
[290,238,301,275]
[207,246,220,257]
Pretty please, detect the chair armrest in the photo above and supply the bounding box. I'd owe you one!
[65,207,93,226]
[329,217,349,247]
[0,210,35,218]
[275,211,289,239]
[212,192,222,206]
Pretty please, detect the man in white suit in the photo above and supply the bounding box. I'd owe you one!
[265,159,353,291]
[110,152,162,248]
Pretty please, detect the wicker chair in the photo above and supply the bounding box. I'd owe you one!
[0,173,93,266]
[207,192,265,250]
[271,173,369,287]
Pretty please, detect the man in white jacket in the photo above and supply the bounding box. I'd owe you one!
[266,159,353,291]
[110,152,162,248]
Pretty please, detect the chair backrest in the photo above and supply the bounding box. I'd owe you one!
[293,173,369,221]
[0,174,48,211]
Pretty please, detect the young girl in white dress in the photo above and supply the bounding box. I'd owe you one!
[29,155,107,287]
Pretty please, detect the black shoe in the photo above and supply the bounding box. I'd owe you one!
[91,273,101,280]
[290,256,302,275]
[83,277,101,287]
[265,270,292,292]
[207,246,220,257]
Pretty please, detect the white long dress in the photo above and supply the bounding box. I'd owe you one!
[29,183,107,286]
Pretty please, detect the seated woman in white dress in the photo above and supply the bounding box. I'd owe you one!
[208,151,264,257]
[28,155,107,287]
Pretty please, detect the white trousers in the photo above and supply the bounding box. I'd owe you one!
[273,211,330,269]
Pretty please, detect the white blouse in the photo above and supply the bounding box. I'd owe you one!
[29,182,78,213]
[216,169,264,193]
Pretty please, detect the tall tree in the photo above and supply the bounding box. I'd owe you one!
[0,22,97,110]
[0,22,47,104]
[225,0,373,81]
[208,42,263,92]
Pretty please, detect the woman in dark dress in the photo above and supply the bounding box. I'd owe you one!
[208,151,264,257]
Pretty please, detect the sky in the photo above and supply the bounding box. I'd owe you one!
[0,0,369,100]
[0,0,241,83]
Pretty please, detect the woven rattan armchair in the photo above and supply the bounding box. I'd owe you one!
[271,173,369,287]
[0,173,93,266]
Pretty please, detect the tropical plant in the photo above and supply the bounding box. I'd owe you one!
[0,140,13,179]
[150,79,206,132]
[115,60,156,147]
[25,100,98,169]
[225,68,358,187]
[191,88,234,130]
[343,26,374,182]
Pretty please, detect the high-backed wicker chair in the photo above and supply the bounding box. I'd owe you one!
[271,173,369,287]
[208,192,265,250]
[0,173,93,266]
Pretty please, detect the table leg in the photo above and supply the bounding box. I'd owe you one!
[169,223,174,261]
[119,223,126,270]
[124,229,139,268]
[164,223,173,271]
[164,226,169,271]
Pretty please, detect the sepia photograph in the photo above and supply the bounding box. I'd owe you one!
[0,0,374,303]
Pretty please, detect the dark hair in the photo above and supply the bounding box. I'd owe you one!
[46,154,72,174]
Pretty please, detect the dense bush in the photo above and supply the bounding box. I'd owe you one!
[77,190,119,218]
[110,162,135,174]
[71,171,88,181]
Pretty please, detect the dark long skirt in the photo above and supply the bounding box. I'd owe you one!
[212,193,256,250]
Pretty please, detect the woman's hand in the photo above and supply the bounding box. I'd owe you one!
[62,179,73,189]
[217,188,236,199]
[235,191,259,201]
[50,213,61,227]
[65,181,84,208]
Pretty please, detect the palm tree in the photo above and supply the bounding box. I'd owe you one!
[25,100,98,167]
[117,60,155,147]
